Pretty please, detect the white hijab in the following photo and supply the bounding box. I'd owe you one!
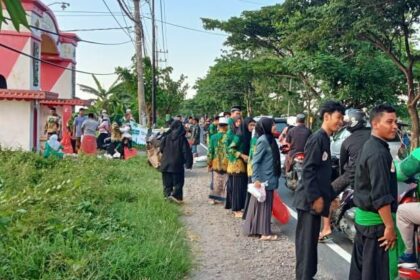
[47,134,61,151]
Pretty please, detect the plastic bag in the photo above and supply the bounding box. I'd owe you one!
[247,182,267,203]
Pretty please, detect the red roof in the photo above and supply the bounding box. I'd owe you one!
[0,89,58,100]
[40,98,92,106]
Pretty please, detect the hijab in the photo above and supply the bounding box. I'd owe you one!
[169,120,185,140]
[47,134,61,151]
[242,117,255,156]
[257,117,281,177]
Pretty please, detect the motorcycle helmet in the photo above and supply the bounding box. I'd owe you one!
[344,109,366,132]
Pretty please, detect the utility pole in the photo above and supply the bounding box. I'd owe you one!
[133,0,147,126]
[151,0,157,127]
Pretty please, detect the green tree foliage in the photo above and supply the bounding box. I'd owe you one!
[0,0,28,31]
[193,1,412,129]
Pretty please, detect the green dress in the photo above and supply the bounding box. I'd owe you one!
[43,143,64,159]
[247,136,258,177]
[207,131,228,173]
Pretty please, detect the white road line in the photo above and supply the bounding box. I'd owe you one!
[200,143,208,151]
[285,205,352,263]
[204,140,352,264]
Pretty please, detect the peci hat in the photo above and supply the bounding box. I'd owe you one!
[230,105,242,113]
[219,117,228,125]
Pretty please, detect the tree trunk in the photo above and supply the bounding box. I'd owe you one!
[406,70,419,148]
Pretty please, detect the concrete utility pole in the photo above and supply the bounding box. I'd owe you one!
[151,0,157,127]
[133,0,147,126]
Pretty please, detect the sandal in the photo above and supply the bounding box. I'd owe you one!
[260,235,278,241]
[233,211,243,218]
[318,232,332,243]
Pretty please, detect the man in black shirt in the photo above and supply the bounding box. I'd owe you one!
[349,104,399,280]
[319,109,371,241]
[294,101,345,280]
[285,113,312,172]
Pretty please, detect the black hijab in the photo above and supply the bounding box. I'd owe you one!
[242,117,255,156]
[257,117,281,177]
[169,120,185,140]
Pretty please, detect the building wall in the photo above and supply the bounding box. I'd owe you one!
[0,100,33,150]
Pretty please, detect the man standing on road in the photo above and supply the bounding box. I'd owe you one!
[294,101,345,280]
[349,104,399,280]
[73,108,87,153]
[285,113,312,173]
[190,117,201,157]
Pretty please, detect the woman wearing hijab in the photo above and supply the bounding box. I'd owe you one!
[242,117,257,219]
[160,120,193,203]
[243,117,281,240]
[225,116,249,218]
[43,134,64,158]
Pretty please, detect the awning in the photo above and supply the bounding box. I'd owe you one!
[40,98,92,106]
[0,89,58,100]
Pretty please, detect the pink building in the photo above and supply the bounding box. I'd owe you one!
[0,0,90,151]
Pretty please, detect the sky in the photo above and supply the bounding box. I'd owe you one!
[46,0,279,100]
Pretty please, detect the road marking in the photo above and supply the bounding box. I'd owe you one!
[285,205,352,264]
[200,143,208,151]
[204,141,352,264]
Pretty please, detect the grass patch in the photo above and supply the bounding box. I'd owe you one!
[0,151,191,279]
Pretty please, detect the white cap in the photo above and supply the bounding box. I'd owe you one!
[218,112,224,117]
[219,117,228,125]
[101,109,107,114]
[126,109,132,113]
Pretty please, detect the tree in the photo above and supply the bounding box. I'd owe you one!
[0,0,28,31]
[78,74,121,116]
[285,0,420,146]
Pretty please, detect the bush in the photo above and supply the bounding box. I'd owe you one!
[0,151,191,279]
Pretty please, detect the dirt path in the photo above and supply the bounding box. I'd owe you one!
[182,167,297,280]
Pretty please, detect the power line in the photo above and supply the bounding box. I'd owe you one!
[117,0,136,46]
[101,0,134,43]
[53,10,227,36]
[4,16,133,45]
[0,42,116,76]
[62,26,133,32]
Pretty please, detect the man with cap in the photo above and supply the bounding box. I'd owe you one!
[285,113,312,173]
[207,117,229,204]
[230,105,242,119]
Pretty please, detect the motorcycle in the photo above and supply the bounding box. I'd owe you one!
[285,152,304,191]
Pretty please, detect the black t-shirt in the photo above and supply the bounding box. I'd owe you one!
[286,124,312,157]
[339,128,371,183]
[294,128,333,217]
[353,135,398,213]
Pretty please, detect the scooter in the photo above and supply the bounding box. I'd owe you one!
[285,152,304,191]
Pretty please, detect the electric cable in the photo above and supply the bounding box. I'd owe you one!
[0,42,116,76]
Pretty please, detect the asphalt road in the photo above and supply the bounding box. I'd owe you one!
[198,143,352,279]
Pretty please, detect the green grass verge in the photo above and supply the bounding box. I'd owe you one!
[0,151,191,279]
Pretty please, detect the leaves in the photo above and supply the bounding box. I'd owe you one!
[0,0,29,31]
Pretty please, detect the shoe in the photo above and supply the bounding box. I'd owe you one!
[398,253,417,269]
[318,232,332,243]
[168,196,183,204]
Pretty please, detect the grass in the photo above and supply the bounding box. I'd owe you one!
[0,151,191,279]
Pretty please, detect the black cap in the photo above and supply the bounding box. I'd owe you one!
[231,105,242,112]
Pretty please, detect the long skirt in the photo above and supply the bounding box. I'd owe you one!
[209,171,227,202]
[81,135,97,155]
[97,133,109,150]
[162,171,185,201]
[225,173,248,211]
[243,190,274,236]
[242,177,252,220]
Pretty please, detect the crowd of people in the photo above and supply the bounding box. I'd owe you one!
[43,107,136,159]
[159,101,419,280]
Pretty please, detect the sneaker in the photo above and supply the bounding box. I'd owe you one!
[398,253,417,269]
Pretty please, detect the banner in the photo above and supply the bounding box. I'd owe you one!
[130,123,148,145]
